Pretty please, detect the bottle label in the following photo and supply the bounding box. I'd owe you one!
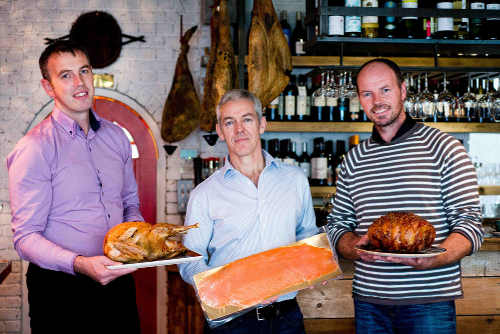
[328,16,344,35]
[295,40,305,55]
[297,96,307,116]
[278,95,284,118]
[402,0,418,20]
[326,96,338,107]
[487,4,500,21]
[437,2,454,31]
[350,95,360,113]
[285,95,295,116]
[313,95,326,107]
[470,2,484,9]
[311,157,328,180]
[345,16,362,33]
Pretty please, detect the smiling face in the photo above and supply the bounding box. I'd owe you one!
[357,62,407,133]
[41,51,94,119]
[216,98,266,160]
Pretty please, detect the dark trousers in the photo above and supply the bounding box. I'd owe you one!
[26,263,140,334]
[205,299,306,334]
[354,299,457,334]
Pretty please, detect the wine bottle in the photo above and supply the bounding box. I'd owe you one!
[310,137,328,186]
[486,0,500,39]
[337,73,349,121]
[333,140,347,185]
[383,0,397,37]
[349,134,360,149]
[266,96,280,121]
[325,72,338,122]
[291,11,307,56]
[311,72,327,122]
[362,0,379,38]
[434,0,456,39]
[297,75,309,121]
[400,0,420,38]
[328,0,345,37]
[298,142,311,180]
[470,0,485,39]
[325,140,335,186]
[284,75,298,121]
[280,10,292,49]
[345,0,362,37]
[282,139,298,166]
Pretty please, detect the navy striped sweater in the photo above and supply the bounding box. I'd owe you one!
[325,122,484,305]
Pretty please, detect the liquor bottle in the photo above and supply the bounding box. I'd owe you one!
[470,0,485,39]
[311,73,327,121]
[280,10,292,49]
[434,0,456,39]
[310,137,328,186]
[266,96,280,121]
[486,0,500,39]
[362,0,379,38]
[328,0,345,36]
[337,72,349,121]
[345,0,362,37]
[284,75,298,121]
[298,141,311,180]
[333,140,347,185]
[346,72,360,121]
[297,75,309,121]
[325,71,338,122]
[400,0,420,38]
[349,134,360,149]
[455,0,469,39]
[291,11,307,56]
[325,140,336,186]
[383,0,397,37]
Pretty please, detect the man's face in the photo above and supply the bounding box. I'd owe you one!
[357,63,406,128]
[41,51,94,117]
[216,98,266,159]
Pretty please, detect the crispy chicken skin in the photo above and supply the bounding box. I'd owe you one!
[103,221,199,263]
[367,212,436,252]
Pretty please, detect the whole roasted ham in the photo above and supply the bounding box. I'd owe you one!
[161,25,201,143]
[103,221,199,263]
[248,0,292,107]
[201,0,238,132]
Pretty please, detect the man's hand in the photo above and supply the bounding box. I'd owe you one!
[73,255,137,285]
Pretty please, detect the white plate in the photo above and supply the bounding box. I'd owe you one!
[356,246,446,258]
[107,251,203,270]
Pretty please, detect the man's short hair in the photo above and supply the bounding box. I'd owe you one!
[216,89,263,123]
[356,58,403,89]
[39,40,91,81]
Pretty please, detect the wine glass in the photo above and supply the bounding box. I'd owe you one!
[436,73,455,122]
[405,74,422,120]
[417,73,435,121]
[462,75,478,122]
[478,78,493,123]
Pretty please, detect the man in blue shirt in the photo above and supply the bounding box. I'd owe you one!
[178,89,318,333]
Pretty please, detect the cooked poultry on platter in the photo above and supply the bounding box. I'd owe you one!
[367,212,436,252]
[103,221,199,263]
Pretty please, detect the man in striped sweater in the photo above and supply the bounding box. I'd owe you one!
[325,59,484,334]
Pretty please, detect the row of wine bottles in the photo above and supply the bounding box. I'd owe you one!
[265,70,500,123]
[301,0,500,43]
[264,135,360,186]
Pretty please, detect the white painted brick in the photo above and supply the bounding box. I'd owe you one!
[166,191,177,203]
[0,297,21,308]
[166,180,177,191]
[5,320,21,332]
[166,203,178,214]
[0,284,21,297]
[165,214,182,225]
[0,308,20,320]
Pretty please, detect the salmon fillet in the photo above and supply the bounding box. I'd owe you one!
[196,243,337,309]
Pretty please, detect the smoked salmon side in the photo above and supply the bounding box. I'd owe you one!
[196,243,337,310]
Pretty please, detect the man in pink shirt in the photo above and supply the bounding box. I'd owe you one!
[7,40,143,333]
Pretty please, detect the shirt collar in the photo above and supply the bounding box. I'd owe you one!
[51,107,101,138]
[222,150,279,178]
[371,112,417,144]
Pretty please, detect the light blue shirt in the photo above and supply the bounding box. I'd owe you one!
[178,150,318,302]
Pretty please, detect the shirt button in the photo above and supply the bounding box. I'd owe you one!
[107,214,111,218]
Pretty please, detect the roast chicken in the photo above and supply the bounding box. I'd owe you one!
[103,221,199,263]
[367,212,436,252]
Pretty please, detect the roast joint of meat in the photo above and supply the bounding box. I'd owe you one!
[367,212,436,252]
[103,221,199,263]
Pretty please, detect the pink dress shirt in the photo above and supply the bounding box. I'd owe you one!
[7,107,143,275]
